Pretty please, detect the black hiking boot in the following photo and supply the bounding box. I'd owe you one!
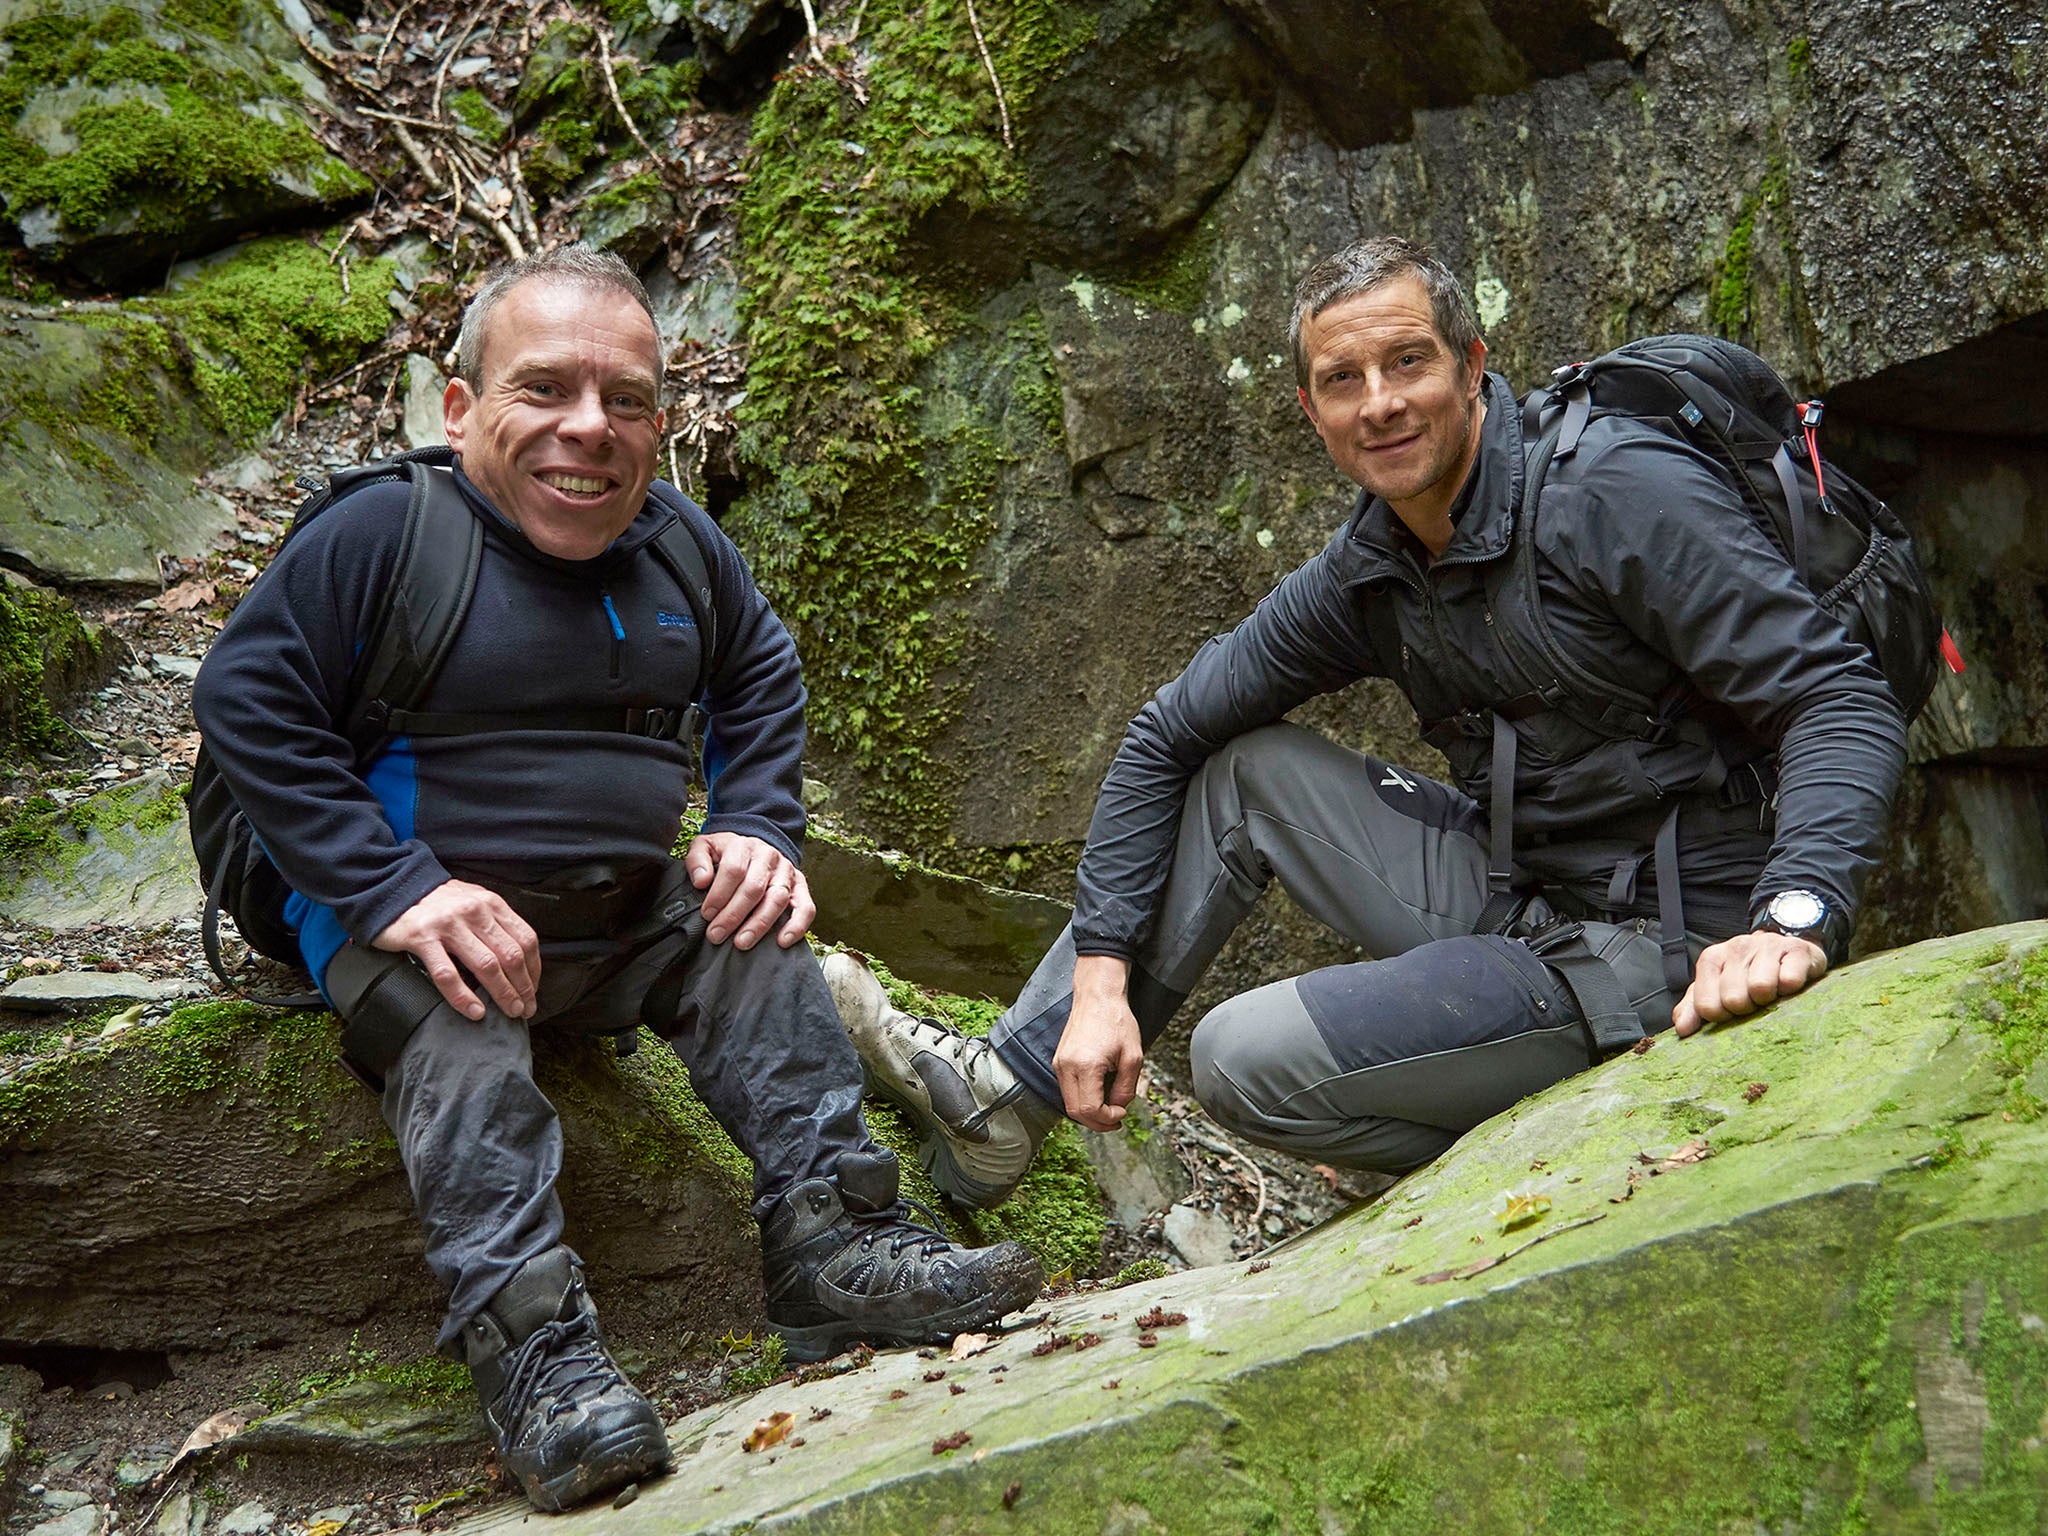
[761,1151,1044,1363]
[461,1246,671,1512]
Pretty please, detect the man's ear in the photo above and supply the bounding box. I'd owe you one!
[1297,385,1324,437]
[1463,339,1488,397]
[442,377,476,449]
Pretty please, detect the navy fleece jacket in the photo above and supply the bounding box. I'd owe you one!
[192,468,807,969]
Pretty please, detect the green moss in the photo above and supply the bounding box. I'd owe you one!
[585,169,662,215]
[137,234,394,441]
[728,0,1098,837]
[727,1334,789,1392]
[0,2,364,247]
[1109,1256,1169,1288]
[0,776,185,879]
[1786,35,1812,80]
[1969,944,2048,1120]
[1709,207,1756,338]
[0,585,102,760]
[265,1333,471,1412]
[145,999,346,1146]
[448,87,508,145]
[0,1031,35,1053]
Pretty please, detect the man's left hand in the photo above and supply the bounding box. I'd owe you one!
[684,832,815,949]
[1672,930,1828,1037]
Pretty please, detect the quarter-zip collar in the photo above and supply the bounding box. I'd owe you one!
[1332,371,1525,587]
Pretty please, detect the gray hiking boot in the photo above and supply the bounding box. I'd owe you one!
[823,951,1061,1208]
[461,1247,671,1512]
[760,1151,1044,1362]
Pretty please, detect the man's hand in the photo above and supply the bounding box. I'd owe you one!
[1672,929,1828,1037]
[372,879,541,1021]
[1053,954,1146,1131]
[685,832,814,949]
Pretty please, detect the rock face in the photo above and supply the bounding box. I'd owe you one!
[0,576,109,757]
[0,0,368,285]
[461,923,2048,1532]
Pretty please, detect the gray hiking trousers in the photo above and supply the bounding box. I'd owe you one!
[988,724,1696,1173]
[325,861,882,1349]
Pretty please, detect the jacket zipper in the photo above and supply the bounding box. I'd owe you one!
[601,592,624,680]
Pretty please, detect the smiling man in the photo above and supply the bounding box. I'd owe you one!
[829,234,1906,1211]
[192,247,1040,1512]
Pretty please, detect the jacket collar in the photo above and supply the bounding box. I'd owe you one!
[1334,371,1524,583]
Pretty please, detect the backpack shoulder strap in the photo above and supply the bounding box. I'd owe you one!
[340,461,485,758]
[643,483,722,703]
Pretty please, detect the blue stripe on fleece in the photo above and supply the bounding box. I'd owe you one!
[286,738,419,1000]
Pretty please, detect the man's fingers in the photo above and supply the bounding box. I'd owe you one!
[416,940,485,1020]
[1108,1044,1142,1111]
[731,867,795,951]
[701,848,758,934]
[684,835,717,891]
[776,875,816,947]
[452,925,536,1019]
[1671,990,1700,1037]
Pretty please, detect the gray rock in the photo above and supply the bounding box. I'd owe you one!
[150,655,203,683]
[0,773,204,931]
[39,1490,93,1511]
[113,1451,168,1488]
[803,829,1071,998]
[401,355,448,450]
[0,974,204,1013]
[235,1381,486,1459]
[1161,1202,1237,1267]
[0,1413,19,1504]
[0,313,238,584]
[152,1491,203,1536]
[214,1503,274,1536]
[1081,1098,1192,1230]
[219,455,276,493]
[25,1504,105,1536]
[38,1443,99,1477]
[689,0,787,56]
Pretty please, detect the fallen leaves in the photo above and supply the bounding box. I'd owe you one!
[1493,1192,1551,1232]
[1630,1036,1656,1056]
[922,1369,946,1383]
[1612,1138,1715,1202]
[168,1406,253,1474]
[1030,1334,1074,1358]
[743,1411,795,1453]
[1657,1138,1712,1168]
[1247,1259,1271,1273]
[305,1522,347,1536]
[158,579,218,614]
[1136,1333,1158,1349]
[932,1431,972,1455]
[1743,1081,1769,1103]
[1002,1481,1023,1510]
[1075,1333,1103,1351]
[948,1332,996,1361]
[1133,1307,1186,1329]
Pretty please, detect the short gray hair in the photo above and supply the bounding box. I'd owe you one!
[1288,236,1483,391]
[453,245,661,387]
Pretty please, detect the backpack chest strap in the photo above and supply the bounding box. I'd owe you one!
[378,701,701,743]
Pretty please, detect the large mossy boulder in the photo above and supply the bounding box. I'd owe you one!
[0,0,368,285]
[0,770,201,927]
[513,923,2048,1533]
[0,234,393,582]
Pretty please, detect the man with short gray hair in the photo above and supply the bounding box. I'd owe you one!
[194,245,1042,1512]
[832,233,1905,1209]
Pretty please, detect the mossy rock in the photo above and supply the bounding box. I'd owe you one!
[0,0,369,285]
[0,233,393,581]
[0,769,200,927]
[0,575,109,757]
[548,924,2048,1533]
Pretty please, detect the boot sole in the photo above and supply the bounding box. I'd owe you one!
[774,1246,1045,1363]
[518,1420,674,1513]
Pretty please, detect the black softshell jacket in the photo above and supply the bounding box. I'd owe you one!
[1071,372,1908,959]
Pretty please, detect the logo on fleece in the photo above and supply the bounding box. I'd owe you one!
[656,610,696,628]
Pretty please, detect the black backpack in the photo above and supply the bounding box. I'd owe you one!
[188,445,723,1001]
[1471,335,1964,1008]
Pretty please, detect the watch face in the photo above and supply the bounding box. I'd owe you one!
[1770,890,1826,932]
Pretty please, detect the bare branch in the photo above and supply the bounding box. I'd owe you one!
[597,28,661,165]
[796,0,825,63]
[390,120,526,258]
[962,0,1011,150]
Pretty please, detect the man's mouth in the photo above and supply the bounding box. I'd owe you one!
[538,472,612,497]
[1361,433,1420,456]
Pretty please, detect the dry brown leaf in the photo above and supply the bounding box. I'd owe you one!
[1658,1138,1712,1169]
[1742,1082,1769,1104]
[169,1406,253,1471]
[743,1411,795,1453]
[932,1431,972,1455]
[159,579,218,613]
[948,1331,996,1361]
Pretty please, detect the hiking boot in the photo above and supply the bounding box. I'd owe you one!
[461,1247,671,1512]
[761,1150,1045,1362]
[823,951,1061,1208]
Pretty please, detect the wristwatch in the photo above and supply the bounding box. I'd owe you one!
[1756,889,1842,958]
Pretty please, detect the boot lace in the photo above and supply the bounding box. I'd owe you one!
[852,1194,961,1264]
[499,1310,621,1424]
[910,1016,995,1083]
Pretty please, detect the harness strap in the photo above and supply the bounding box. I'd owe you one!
[1769,444,1809,585]
[1556,388,1592,458]
[200,809,324,1008]
[382,702,701,742]
[1524,920,1644,1056]
[337,954,452,1093]
[1653,803,1692,995]
[1475,713,1526,934]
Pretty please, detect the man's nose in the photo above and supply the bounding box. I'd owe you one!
[1359,370,1404,424]
[558,385,612,440]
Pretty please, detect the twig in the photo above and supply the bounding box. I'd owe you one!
[374,0,420,67]
[597,28,661,164]
[665,340,745,374]
[847,0,869,43]
[507,150,540,246]
[795,0,825,63]
[390,121,526,259]
[962,0,1011,149]
[431,0,503,121]
[308,346,407,397]
[357,105,466,133]
[338,250,350,298]
[367,356,404,457]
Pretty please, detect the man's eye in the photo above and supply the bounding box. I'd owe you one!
[527,381,558,397]
[612,395,650,412]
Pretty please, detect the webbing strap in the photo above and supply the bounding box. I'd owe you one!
[1653,803,1692,995]
[1770,444,1809,585]
[383,702,700,742]
[200,811,323,1008]
[1474,713,1526,934]
[1530,928,1644,1056]
[1556,389,1592,458]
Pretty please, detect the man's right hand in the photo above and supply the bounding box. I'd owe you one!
[372,879,541,1021]
[1053,954,1146,1131]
